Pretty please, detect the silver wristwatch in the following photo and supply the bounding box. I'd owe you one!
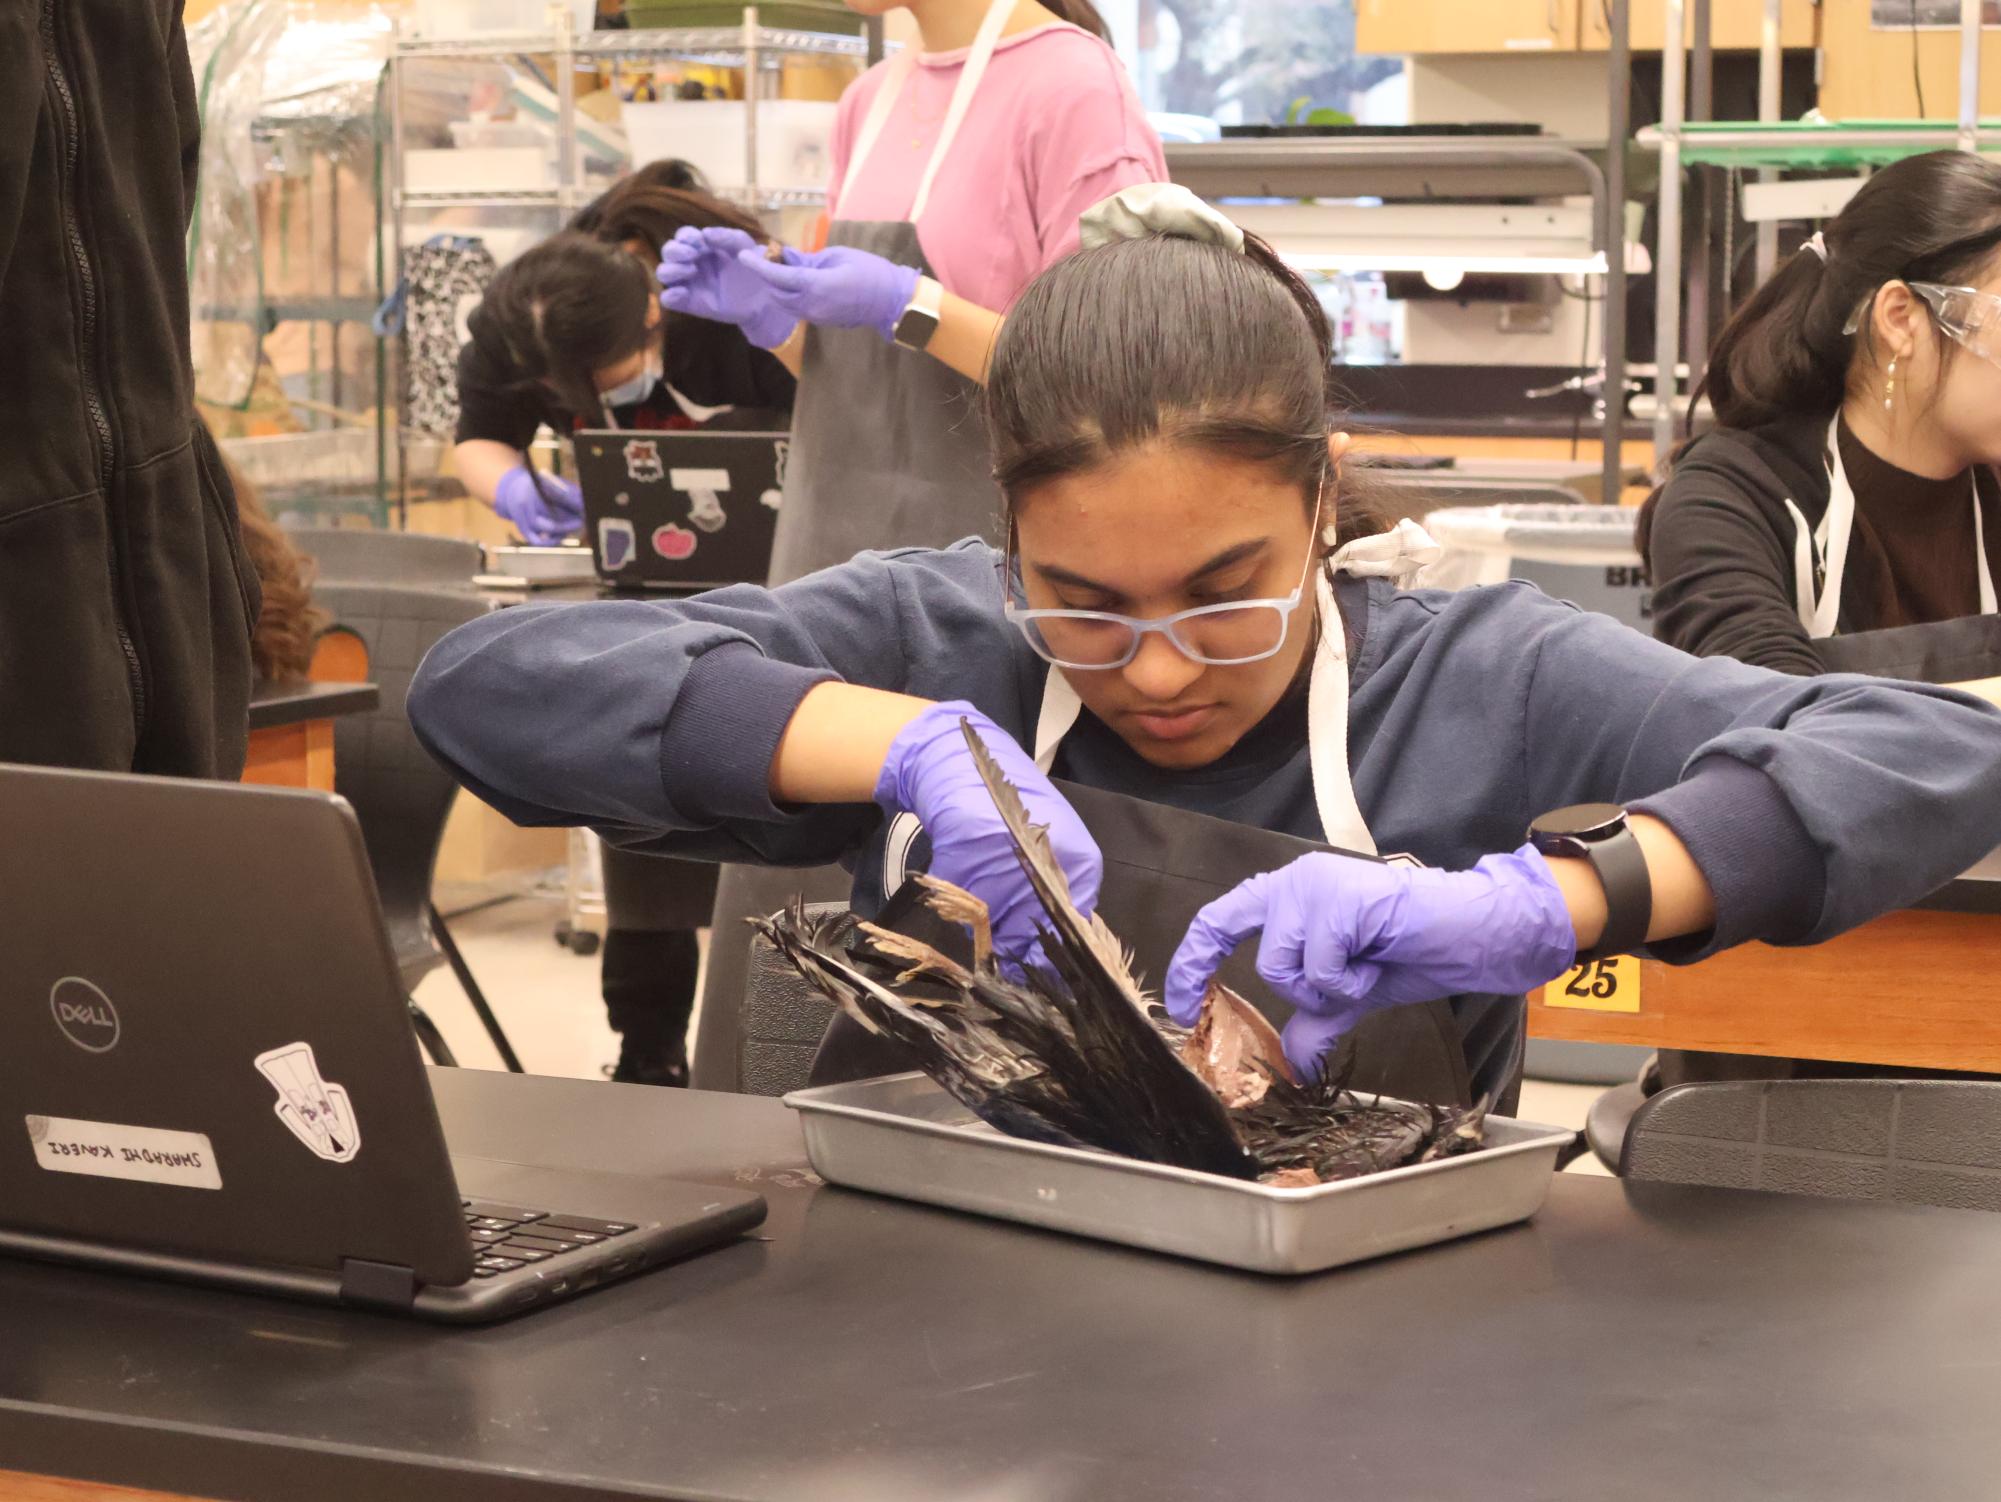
[892,276,944,351]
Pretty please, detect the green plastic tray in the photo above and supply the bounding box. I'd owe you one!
[1676,118,2001,168]
[622,2,863,34]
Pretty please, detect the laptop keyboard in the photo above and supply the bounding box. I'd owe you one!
[461,1199,637,1278]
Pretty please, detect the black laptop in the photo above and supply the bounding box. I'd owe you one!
[574,429,787,589]
[0,764,765,1322]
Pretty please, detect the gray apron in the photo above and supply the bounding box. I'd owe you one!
[807,524,1505,1112]
[766,224,999,584]
[764,0,1020,585]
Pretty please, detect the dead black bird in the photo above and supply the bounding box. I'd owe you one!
[754,718,1487,1186]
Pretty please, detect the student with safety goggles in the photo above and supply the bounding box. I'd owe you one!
[1640,149,2001,1093]
[1641,150,2001,676]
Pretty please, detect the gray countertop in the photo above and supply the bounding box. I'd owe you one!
[2,1069,1997,1502]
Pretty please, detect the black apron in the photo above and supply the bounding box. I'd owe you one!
[1812,614,2001,680]
[806,780,1479,1111]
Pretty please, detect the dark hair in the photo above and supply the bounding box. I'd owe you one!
[1044,0,1111,40]
[474,231,653,424]
[568,170,766,254]
[1698,151,2001,431]
[984,230,1381,546]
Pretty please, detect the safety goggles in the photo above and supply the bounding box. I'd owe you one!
[1843,281,2001,368]
[1003,504,1322,671]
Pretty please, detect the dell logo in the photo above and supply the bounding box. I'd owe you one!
[50,977,120,1053]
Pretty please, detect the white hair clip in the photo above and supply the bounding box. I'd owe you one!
[1078,182,1246,254]
[1804,230,1828,263]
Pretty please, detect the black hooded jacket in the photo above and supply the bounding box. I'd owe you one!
[1,0,257,776]
[1637,411,2001,675]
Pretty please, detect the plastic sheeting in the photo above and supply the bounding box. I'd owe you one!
[1420,503,1643,579]
[186,1,393,409]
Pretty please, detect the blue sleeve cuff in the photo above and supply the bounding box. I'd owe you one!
[658,644,836,823]
[1630,756,1826,962]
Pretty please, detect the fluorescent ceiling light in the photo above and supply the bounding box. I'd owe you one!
[1283,252,1609,276]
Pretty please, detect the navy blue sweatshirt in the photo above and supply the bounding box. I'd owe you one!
[410,542,2001,1091]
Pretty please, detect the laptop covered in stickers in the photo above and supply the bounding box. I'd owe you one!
[573,428,788,590]
[0,764,765,1323]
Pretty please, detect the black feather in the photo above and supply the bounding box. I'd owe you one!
[760,718,1488,1185]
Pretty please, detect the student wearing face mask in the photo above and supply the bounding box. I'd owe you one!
[656,0,1163,584]
[409,186,2001,1103]
[449,172,794,1086]
[452,172,794,546]
[1640,151,2001,680]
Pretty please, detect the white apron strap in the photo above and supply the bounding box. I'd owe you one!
[834,49,916,220]
[1810,416,1857,640]
[1975,477,1997,614]
[1305,568,1377,855]
[1031,666,1084,773]
[908,0,1016,224]
[1782,497,1822,637]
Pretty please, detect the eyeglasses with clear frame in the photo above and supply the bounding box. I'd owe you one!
[1002,500,1325,671]
[1843,281,2001,368]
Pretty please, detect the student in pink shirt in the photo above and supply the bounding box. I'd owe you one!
[658,0,1166,583]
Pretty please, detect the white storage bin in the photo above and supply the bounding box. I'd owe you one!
[403,146,550,193]
[448,118,547,150]
[410,0,594,36]
[1418,503,1650,631]
[623,98,839,191]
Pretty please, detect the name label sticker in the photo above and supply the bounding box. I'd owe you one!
[1541,955,1643,1014]
[25,1115,222,1190]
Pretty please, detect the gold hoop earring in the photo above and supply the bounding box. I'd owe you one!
[1884,357,1898,413]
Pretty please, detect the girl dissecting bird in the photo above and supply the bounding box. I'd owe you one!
[410,184,2001,1107]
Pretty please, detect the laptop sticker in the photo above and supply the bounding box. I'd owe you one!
[671,467,730,534]
[26,1115,222,1191]
[623,439,665,483]
[598,517,637,571]
[254,1042,361,1164]
[652,523,697,561]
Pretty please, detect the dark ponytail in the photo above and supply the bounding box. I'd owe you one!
[985,227,1384,547]
[569,170,768,255]
[1043,0,1111,41]
[1698,150,2001,431]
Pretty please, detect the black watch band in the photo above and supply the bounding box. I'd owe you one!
[1527,803,1652,964]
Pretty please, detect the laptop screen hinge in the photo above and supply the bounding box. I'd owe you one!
[339,1257,417,1312]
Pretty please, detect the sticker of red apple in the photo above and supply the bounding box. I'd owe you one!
[651,524,697,561]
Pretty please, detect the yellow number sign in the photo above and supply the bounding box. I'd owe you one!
[1541,954,1642,1014]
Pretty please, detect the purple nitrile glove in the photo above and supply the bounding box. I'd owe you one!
[1163,845,1578,1080]
[492,465,582,547]
[656,226,799,350]
[736,243,921,344]
[875,700,1103,967]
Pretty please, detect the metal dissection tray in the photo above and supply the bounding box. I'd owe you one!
[480,544,599,584]
[784,1072,1572,1276]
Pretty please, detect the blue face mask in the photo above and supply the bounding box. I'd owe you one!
[598,353,661,417]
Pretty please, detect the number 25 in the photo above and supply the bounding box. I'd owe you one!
[1564,960,1619,1000]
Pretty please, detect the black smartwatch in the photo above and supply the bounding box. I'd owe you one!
[1527,803,1652,964]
